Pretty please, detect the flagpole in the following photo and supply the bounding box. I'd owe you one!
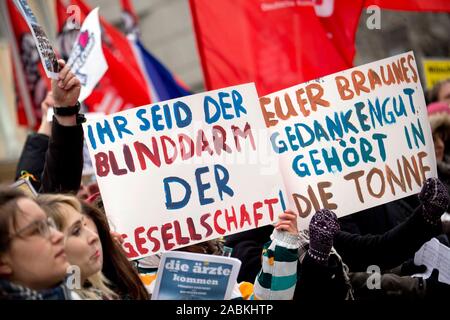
[0,0,36,128]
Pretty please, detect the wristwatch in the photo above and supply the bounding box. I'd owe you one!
[53,101,86,124]
[53,101,81,116]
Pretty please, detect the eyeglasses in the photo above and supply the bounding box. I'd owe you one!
[8,217,58,242]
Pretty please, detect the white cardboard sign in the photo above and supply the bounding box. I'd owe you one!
[260,52,437,227]
[83,83,286,259]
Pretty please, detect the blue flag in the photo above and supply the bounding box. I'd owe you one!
[133,39,191,102]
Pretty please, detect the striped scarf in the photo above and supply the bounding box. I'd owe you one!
[0,279,72,300]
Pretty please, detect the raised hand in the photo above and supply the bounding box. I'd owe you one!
[51,59,81,107]
[419,177,449,225]
[275,210,299,235]
[308,209,340,265]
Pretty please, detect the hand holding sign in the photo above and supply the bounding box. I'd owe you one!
[419,177,450,225]
[51,59,81,126]
[275,210,298,235]
[51,60,81,107]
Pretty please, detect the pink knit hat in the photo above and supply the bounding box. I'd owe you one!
[427,102,450,132]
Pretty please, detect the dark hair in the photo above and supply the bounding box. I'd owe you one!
[0,187,27,254]
[81,202,150,300]
[428,78,450,104]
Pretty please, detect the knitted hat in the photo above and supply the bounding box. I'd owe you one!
[427,102,450,133]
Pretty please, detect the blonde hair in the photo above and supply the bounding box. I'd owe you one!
[37,194,118,300]
[74,272,118,300]
[37,194,82,230]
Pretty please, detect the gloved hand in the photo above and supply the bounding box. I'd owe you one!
[308,209,340,265]
[419,177,449,225]
[400,259,427,276]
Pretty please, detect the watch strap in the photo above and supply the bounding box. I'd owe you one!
[53,101,81,116]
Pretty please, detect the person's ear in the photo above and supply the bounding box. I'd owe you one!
[0,254,13,276]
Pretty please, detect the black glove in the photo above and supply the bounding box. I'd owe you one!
[419,178,449,225]
[400,259,427,276]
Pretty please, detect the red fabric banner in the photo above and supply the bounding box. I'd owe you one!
[364,0,450,12]
[6,0,49,127]
[190,0,364,96]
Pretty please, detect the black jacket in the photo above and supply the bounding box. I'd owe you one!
[224,225,273,282]
[16,117,84,194]
[294,207,442,301]
[225,205,441,287]
[334,206,442,272]
[15,133,49,191]
[338,195,419,235]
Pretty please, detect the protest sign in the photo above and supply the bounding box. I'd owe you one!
[81,112,106,176]
[13,0,59,79]
[83,83,286,259]
[422,58,450,89]
[413,238,450,285]
[260,51,437,227]
[67,7,108,102]
[152,251,241,300]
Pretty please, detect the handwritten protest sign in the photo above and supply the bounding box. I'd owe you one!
[422,58,450,89]
[67,7,108,102]
[260,52,437,227]
[83,84,286,259]
[152,251,241,300]
[13,0,59,79]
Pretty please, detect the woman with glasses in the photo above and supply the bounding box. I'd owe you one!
[0,187,78,300]
[37,194,149,300]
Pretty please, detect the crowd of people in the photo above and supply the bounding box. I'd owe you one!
[0,61,449,300]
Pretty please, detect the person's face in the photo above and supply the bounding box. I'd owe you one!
[76,182,99,201]
[438,82,450,105]
[0,198,69,291]
[433,130,446,161]
[61,205,103,282]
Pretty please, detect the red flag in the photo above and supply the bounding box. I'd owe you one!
[4,0,50,127]
[364,0,450,12]
[56,0,151,113]
[190,0,364,96]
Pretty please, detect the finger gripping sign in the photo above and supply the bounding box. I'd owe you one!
[261,52,437,228]
[83,83,286,259]
[13,0,59,79]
